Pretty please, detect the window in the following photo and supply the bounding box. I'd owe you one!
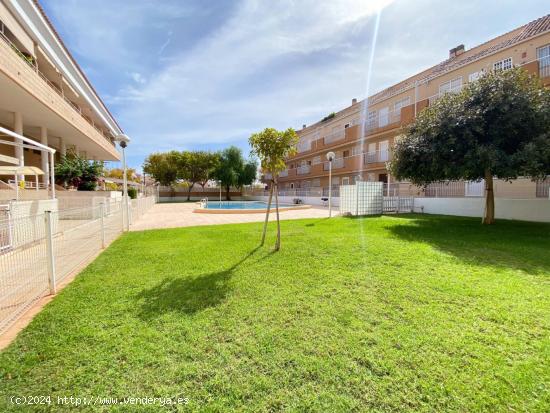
[378,107,389,127]
[342,177,350,185]
[537,44,550,78]
[312,156,321,165]
[343,150,350,158]
[352,146,362,156]
[290,183,294,189]
[493,57,512,71]
[439,77,462,95]
[468,71,482,82]
[366,110,377,129]
[312,178,321,187]
[394,97,411,114]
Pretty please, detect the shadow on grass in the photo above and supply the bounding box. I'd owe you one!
[386,214,550,275]
[136,246,261,319]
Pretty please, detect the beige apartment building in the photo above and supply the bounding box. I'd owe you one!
[0,0,122,195]
[276,14,550,198]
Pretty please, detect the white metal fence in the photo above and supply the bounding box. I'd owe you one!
[0,196,156,333]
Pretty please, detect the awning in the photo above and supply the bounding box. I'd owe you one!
[0,166,44,176]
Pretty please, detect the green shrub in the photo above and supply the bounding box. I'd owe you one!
[127,187,138,199]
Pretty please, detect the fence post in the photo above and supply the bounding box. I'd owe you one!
[44,211,56,295]
[355,183,359,216]
[121,199,125,231]
[100,203,106,249]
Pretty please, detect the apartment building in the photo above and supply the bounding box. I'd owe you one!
[276,14,550,195]
[0,0,122,192]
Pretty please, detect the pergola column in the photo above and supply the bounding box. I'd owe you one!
[59,137,66,156]
[13,112,24,180]
[40,126,50,186]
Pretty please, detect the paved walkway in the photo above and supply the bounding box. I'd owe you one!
[130,202,335,231]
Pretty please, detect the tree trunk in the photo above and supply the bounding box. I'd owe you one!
[274,180,281,251]
[483,169,495,225]
[187,182,194,201]
[261,184,273,246]
[226,185,231,201]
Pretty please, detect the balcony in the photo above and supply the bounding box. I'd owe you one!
[297,140,311,153]
[297,165,311,175]
[323,130,345,145]
[364,149,391,165]
[279,169,288,178]
[0,30,118,158]
[323,157,344,171]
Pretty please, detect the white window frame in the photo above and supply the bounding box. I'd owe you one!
[439,77,463,96]
[378,107,389,128]
[342,177,350,186]
[366,110,377,129]
[493,57,512,71]
[394,97,411,114]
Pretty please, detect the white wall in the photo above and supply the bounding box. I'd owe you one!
[413,197,550,222]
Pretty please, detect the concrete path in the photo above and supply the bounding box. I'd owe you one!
[130,202,335,231]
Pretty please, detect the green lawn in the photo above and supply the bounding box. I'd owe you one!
[1,215,549,412]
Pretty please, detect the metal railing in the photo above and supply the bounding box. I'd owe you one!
[364,150,390,164]
[323,130,345,145]
[297,165,311,175]
[7,180,48,190]
[0,196,156,333]
[323,157,344,170]
[297,141,312,153]
[0,30,114,146]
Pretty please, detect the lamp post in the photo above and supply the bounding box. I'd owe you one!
[326,151,335,217]
[115,134,131,231]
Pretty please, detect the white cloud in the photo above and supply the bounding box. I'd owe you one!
[112,0,395,161]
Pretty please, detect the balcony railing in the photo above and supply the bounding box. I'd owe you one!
[297,141,311,153]
[364,149,390,164]
[0,30,114,147]
[323,157,344,171]
[323,130,345,145]
[297,165,311,175]
[279,169,288,178]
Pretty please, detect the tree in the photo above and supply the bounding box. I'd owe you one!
[249,128,298,250]
[180,151,220,200]
[213,146,256,200]
[197,152,220,191]
[238,160,257,190]
[391,68,550,224]
[105,167,138,182]
[143,151,179,186]
[55,152,103,190]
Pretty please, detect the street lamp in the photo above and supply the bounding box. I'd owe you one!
[326,151,335,217]
[115,134,131,231]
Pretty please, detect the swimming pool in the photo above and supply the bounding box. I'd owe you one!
[194,201,311,214]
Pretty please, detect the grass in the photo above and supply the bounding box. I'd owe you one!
[0,214,549,412]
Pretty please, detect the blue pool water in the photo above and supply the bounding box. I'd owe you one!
[204,201,293,210]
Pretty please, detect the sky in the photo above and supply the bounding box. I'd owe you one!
[40,0,549,170]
